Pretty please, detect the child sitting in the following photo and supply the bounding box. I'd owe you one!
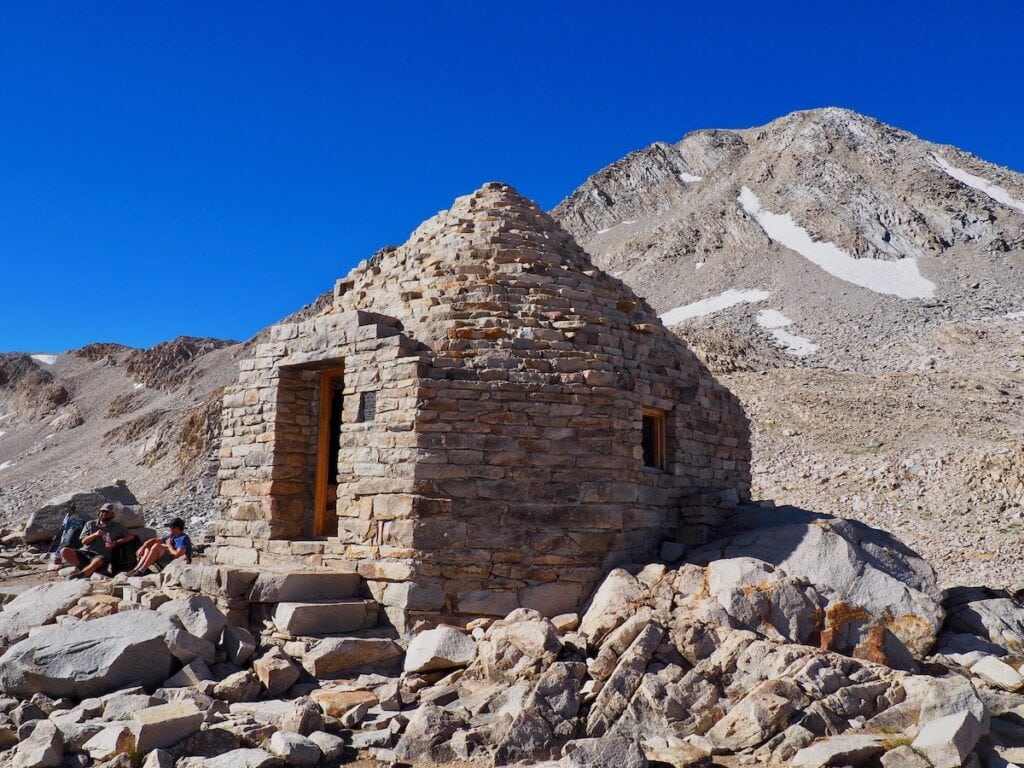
[128,517,192,576]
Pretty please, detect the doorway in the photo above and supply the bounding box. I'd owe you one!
[313,368,344,537]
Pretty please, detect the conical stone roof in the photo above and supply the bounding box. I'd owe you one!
[333,182,703,382]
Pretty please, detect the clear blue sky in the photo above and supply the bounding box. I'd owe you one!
[2,1,1022,353]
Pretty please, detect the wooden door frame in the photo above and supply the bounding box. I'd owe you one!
[313,368,344,537]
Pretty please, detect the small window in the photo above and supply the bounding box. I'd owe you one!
[356,391,376,423]
[642,408,666,470]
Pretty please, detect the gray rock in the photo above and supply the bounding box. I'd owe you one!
[339,701,369,728]
[701,557,825,645]
[12,720,63,768]
[790,734,884,768]
[587,623,664,737]
[228,700,296,726]
[393,704,467,764]
[268,731,321,766]
[350,728,394,750]
[909,674,988,726]
[706,678,804,750]
[272,600,376,635]
[972,655,1024,692]
[302,637,402,677]
[944,587,1024,656]
[253,647,301,696]
[306,731,345,761]
[278,699,324,736]
[24,485,142,543]
[102,693,160,721]
[880,745,931,768]
[158,595,227,643]
[579,570,644,645]
[467,609,562,684]
[140,750,175,768]
[81,725,134,762]
[213,671,262,703]
[691,517,944,662]
[911,710,987,768]
[248,571,359,603]
[166,727,241,760]
[163,658,214,688]
[131,701,204,752]
[223,624,257,666]
[50,719,102,752]
[493,711,555,765]
[0,580,92,645]
[560,737,647,768]
[203,748,282,768]
[404,625,477,674]
[0,610,184,698]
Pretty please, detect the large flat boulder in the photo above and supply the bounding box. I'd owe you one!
[302,637,402,677]
[158,595,227,643]
[24,484,143,543]
[248,571,360,602]
[691,517,944,662]
[0,580,92,646]
[943,586,1024,656]
[0,610,186,698]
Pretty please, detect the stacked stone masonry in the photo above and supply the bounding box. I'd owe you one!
[215,182,751,632]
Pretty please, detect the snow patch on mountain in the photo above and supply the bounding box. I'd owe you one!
[30,354,58,366]
[756,309,818,357]
[660,288,770,325]
[680,172,703,182]
[931,153,1024,216]
[738,187,936,300]
[0,461,14,471]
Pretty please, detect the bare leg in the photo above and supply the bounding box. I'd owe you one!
[134,544,165,573]
[59,547,81,568]
[79,556,107,577]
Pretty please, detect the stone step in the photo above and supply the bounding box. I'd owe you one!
[272,599,379,636]
[249,570,362,603]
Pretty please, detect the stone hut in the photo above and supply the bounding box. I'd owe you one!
[214,183,751,630]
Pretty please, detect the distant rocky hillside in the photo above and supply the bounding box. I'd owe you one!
[0,339,242,537]
[0,291,335,538]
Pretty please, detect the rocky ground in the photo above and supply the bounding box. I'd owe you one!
[0,512,1023,767]
[716,315,1024,590]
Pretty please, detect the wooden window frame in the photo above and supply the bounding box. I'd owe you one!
[642,407,667,471]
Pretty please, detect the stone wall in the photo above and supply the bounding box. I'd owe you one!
[214,183,751,632]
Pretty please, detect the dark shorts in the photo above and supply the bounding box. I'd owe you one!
[70,549,109,566]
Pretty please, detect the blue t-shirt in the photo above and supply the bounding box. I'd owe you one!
[161,532,193,556]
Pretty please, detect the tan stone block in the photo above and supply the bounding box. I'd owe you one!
[310,687,379,717]
[357,561,415,581]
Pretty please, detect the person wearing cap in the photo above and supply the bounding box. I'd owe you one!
[129,517,192,576]
[60,503,132,579]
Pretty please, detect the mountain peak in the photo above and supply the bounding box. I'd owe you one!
[552,108,1024,372]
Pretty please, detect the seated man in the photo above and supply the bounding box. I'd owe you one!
[129,517,192,576]
[60,503,132,579]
